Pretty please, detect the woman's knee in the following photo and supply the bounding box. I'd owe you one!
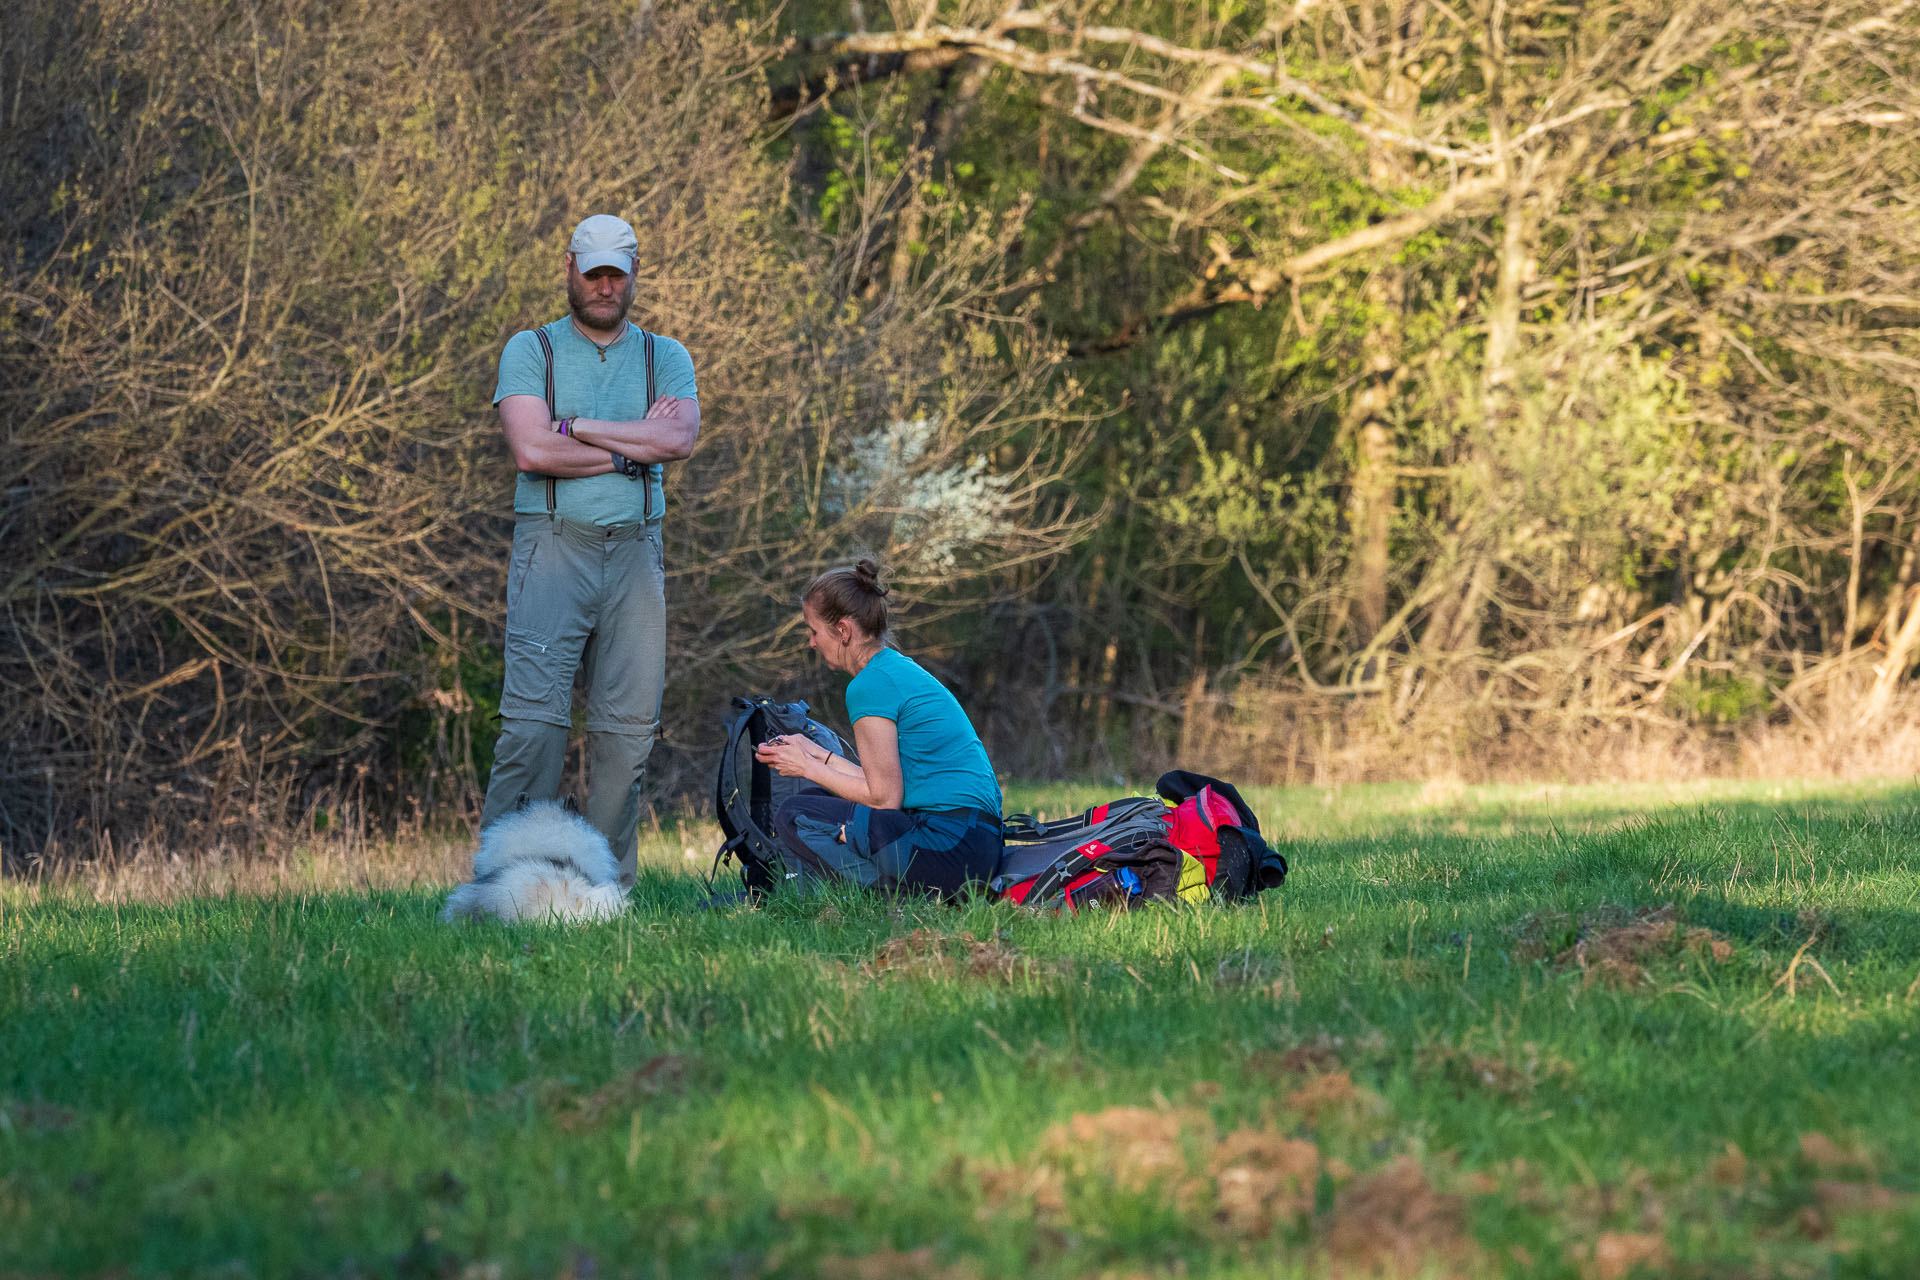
[771,796,811,846]
[773,792,844,846]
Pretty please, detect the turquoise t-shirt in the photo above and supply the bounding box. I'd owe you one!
[845,648,1002,815]
[493,318,698,526]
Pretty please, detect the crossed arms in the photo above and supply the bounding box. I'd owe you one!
[497,394,700,477]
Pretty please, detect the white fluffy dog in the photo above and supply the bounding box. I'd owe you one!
[441,802,627,924]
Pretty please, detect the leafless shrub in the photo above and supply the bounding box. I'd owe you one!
[0,0,1088,862]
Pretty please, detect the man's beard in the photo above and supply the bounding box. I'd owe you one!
[568,275,635,330]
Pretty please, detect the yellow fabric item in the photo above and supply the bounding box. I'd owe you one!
[1176,851,1210,904]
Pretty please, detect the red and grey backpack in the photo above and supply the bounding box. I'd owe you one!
[990,770,1287,911]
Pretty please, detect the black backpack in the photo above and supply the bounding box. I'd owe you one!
[711,696,855,899]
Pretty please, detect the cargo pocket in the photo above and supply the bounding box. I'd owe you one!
[501,628,558,712]
[791,813,880,888]
[505,528,542,612]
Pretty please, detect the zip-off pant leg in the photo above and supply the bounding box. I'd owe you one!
[480,519,590,834]
[480,517,664,877]
[582,526,665,883]
[478,718,569,833]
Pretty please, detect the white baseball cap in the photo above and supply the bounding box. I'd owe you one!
[569,214,638,274]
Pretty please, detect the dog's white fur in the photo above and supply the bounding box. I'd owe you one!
[441,802,627,924]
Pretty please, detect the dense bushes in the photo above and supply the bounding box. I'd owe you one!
[4,0,1917,858]
[0,0,1080,855]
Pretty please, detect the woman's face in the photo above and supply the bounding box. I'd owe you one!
[803,602,855,673]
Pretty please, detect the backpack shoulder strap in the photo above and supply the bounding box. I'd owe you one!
[714,698,760,839]
[532,326,558,517]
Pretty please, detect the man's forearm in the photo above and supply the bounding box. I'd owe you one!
[514,432,621,477]
[570,415,698,463]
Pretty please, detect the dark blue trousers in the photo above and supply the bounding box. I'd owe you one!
[772,791,1002,900]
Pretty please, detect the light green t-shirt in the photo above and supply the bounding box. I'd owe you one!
[493,319,698,526]
[845,648,1002,815]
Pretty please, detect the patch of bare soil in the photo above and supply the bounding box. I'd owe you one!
[973,1161,1067,1216]
[1247,1032,1347,1077]
[1785,1130,1914,1242]
[1244,1029,1392,1081]
[1028,1105,1323,1237]
[1419,1042,1573,1098]
[1010,1103,1487,1267]
[547,1055,691,1132]
[1208,1128,1323,1236]
[1797,1131,1872,1173]
[1795,1177,1917,1245]
[1584,1231,1670,1280]
[1037,1105,1206,1192]
[863,929,1067,983]
[1323,1156,1480,1277]
[1511,904,1733,988]
[1285,1070,1389,1126]
[1,1098,78,1132]
[817,1247,982,1280]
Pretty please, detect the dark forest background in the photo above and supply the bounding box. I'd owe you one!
[4,0,1917,860]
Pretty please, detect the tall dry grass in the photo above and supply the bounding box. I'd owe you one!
[9,814,723,905]
[1174,675,1920,788]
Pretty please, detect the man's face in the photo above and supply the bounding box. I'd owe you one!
[566,254,635,330]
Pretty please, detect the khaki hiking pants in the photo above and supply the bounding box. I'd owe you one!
[480,515,665,884]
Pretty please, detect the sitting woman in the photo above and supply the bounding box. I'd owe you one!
[754,560,1002,899]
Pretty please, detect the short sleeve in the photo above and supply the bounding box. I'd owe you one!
[845,665,901,724]
[651,335,698,400]
[493,330,548,407]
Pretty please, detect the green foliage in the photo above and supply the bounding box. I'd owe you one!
[1451,322,1737,592]
[7,0,1919,835]
[1668,671,1774,725]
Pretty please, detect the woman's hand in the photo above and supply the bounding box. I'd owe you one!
[754,734,825,779]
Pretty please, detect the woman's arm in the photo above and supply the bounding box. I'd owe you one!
[755,717,904,810]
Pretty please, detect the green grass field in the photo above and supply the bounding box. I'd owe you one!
[5,776,1920,1278]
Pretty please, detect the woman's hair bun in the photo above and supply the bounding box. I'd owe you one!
[853,558,889,596]
[804,558,891,636]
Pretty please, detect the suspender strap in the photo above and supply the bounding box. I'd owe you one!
[643,330,657,525]
[531,323,662,525]
[533,327,558,517]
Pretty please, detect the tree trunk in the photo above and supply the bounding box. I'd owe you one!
[1345,291,1401,644]
[1341,1,1419,650]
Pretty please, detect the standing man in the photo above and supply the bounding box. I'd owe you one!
[481,214,699,883]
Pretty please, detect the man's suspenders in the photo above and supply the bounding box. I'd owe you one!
[534,328,559,517]
[530,325,659,523]
[642,331,658,524]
